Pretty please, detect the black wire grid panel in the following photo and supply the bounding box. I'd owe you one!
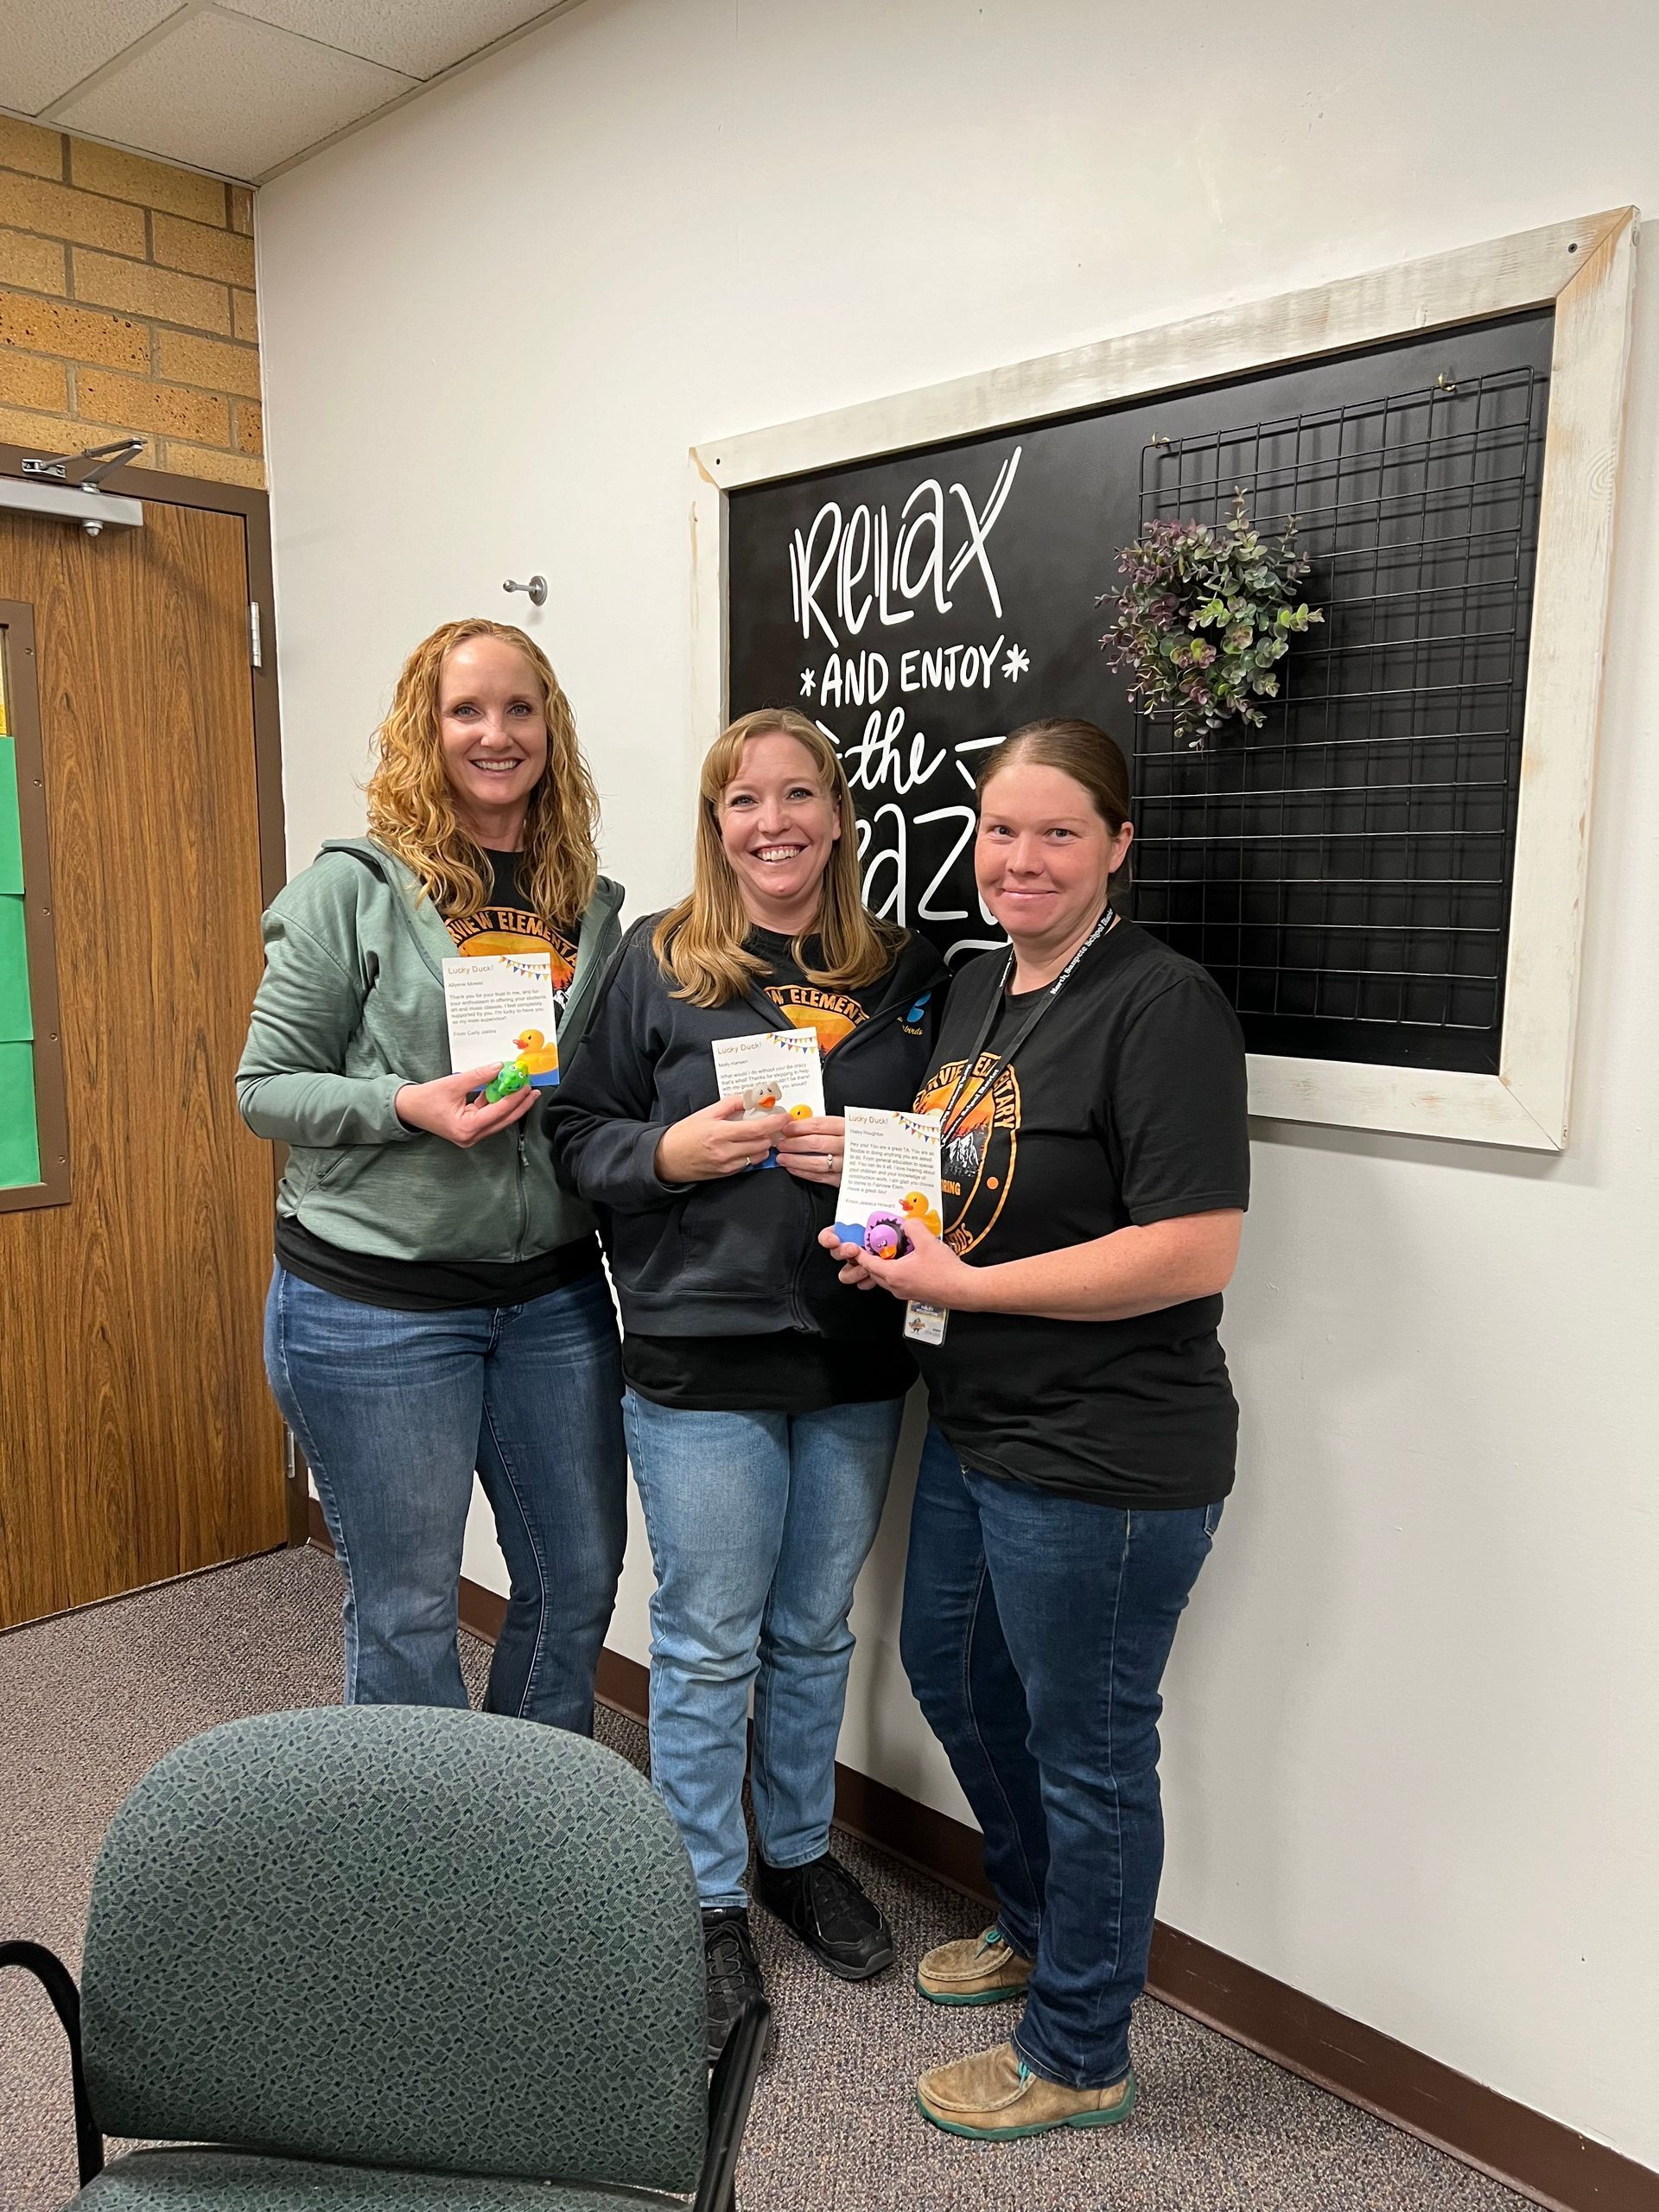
[1128,366,1548,1071]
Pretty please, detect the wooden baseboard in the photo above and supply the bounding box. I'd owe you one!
[302,1508,1656,2212]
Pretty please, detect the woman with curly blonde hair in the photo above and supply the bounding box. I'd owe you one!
[238,618,627,1730]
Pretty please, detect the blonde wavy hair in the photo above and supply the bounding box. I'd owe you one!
[653,708,904,1007]
[364,618,601,924]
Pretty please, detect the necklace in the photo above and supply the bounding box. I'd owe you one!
[937,906,1118,1141]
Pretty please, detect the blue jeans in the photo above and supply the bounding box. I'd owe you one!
[900,1425,1222,2089]
[622,1389,905,1907]
[265,1266,627,1730]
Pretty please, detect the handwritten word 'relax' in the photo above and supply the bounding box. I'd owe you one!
[788,449,1022,651]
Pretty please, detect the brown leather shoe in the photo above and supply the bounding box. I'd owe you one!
[915,1924,1033,2007]
[917,2041,1138,2139]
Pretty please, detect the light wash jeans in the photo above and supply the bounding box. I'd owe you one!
[622,1388,906,1907]
[265,1266,627,1730]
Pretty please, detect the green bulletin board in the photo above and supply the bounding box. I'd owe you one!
[0,643,41,1191]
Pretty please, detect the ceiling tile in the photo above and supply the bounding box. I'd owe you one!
[48,10,416,180]
[0,0,181,113]
[215,0,552,79]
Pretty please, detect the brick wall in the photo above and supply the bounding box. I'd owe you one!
[0,118,262,490]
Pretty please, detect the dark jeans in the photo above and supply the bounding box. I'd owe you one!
[265,1266,627,1731]
[900,1423,1221,2088]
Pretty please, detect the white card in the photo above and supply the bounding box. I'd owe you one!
[833,1105,944,1252]
[712,1031,825,1167]
[832,1106,950,1342]
[442,953,561,1089]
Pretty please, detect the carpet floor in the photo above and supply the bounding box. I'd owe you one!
[1,1548,1530,2212]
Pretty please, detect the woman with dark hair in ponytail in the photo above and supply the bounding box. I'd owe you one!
[824,719,1249,2142]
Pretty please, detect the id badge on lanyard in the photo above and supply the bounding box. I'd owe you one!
[904,1298,950,1345]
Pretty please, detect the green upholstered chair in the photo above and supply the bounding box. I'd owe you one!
[3,1706,766,2209]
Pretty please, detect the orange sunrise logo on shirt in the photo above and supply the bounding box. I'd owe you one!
[917,1053,1020,1255]
[766,984,866,1057]
[446,906,577,1009]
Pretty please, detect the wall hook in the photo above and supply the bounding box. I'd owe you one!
[504,575,547,607]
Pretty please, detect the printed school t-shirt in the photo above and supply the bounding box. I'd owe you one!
[445,848,580,1017]
[275,849,597,1312]
[910,918,1250,1508]
[622,929,917,1414]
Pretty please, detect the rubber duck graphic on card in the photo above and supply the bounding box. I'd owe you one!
[833,1107,949,1344]
[711,1029,824,1168]
[442,952,562,1096]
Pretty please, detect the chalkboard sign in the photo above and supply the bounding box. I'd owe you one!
[727,312,1553,1079]
[696,212,1635,1147]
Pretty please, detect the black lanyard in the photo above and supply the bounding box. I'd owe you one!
[937,907,1118,1142]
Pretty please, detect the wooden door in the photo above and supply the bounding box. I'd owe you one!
[0,497,285,1630]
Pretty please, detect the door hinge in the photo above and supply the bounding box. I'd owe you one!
[249,599,263,669]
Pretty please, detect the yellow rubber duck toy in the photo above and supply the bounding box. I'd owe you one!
[513,1027,559,1078]
[901,1190,944,1238]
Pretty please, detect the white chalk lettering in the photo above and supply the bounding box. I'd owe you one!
[912,804,978,922]
[775,454,1028,967]
[874,508,910,632]
[793,504,842,649]
[897,480,950,617]
[858,802,908,920]
[820,650,892,709]
[840,505,873,638]
[785,450,1022,648]
[946,450,1021,614]
[842,706,946,798]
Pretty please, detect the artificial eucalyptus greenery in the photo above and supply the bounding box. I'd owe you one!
[1102,493,1323,747]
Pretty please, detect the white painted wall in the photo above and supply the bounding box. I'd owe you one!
[255,0,1659,2164]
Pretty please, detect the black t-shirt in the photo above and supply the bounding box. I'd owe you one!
[445,849,581,1018]
[622,1329,910,1414]
[910,918,1250,1507]
[274,849,598,1312]
[623,928,916,1412]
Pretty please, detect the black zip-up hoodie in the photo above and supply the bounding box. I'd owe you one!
[547,915,950,1340]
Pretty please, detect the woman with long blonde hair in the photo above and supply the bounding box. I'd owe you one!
[238,618,627,1732]
[549,708,948,2063]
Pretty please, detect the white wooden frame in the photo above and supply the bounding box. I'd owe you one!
[690,210,1636,1151]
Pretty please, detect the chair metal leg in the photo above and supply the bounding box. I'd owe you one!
[693,1993,769,2212]
[0,1940,105,2186]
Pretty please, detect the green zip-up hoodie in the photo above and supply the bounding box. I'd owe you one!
[236,838,624,1264]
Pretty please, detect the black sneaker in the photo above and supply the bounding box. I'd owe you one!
[752,1850,895,1980]
[702,1905,768,2068]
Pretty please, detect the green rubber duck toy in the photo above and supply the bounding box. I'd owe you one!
[484,1059,531,1104]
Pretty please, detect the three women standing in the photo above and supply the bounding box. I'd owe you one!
[241,663,1248,2133]
[237,619,627,1730]
[547,708,946,2061]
